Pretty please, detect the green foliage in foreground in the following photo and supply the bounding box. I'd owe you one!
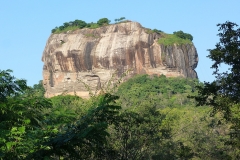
[0,70,52,159]
[116,74,236,159]
[0,70,239,159]
[193,21,240,157]
[28,94,121,159]
[48,95,86,125]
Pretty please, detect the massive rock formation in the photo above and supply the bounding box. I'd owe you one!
[42,21,198,98]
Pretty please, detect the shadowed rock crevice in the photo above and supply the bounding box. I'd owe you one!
[84,42,94,70]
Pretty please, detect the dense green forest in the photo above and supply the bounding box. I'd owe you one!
[0,74,237,159]
[0,21,239,159]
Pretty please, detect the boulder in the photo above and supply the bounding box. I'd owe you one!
[42,21,198,98]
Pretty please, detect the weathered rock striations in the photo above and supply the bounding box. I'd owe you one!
[42,21,198,98]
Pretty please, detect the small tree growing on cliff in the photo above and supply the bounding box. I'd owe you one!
[114,17,126,23]
[73,19,87,29]
[119,17,125,21]
[97,18,111,26]
[114,19,119,23]
[173,31,193,41]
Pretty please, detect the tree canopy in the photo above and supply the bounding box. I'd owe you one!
[97,18,111,26]
[0,70,52,159]
[173,30,193,41]
[194,21,240,154]
[195,21,240,116]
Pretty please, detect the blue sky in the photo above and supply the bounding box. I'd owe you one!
[0,1,239,86]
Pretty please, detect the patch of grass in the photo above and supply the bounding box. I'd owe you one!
[158,33,192,46]
[89,23,100,29]
[52,23,101,34]
[145,29,155,34]
[54,26,79,34]
[85,33,94,37]
[145,28,162,34]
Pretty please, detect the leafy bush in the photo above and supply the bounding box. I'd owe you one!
[0,69,52,159]
[49,95,85,124]
[173,30,193,41]
[28,94,121,159]
[97,18,111,26]
[73,19,87,29]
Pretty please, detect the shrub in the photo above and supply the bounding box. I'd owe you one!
[73,20,87,29]
[173,31,193,41]
[97,18,111,26]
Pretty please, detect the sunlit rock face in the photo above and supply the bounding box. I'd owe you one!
[42,21,198,98]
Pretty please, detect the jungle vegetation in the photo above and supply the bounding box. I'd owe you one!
[0,74,237,159]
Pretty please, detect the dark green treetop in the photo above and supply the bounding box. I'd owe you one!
[173,30,193,41]
[193,21,240,153]
[97,18,111,26]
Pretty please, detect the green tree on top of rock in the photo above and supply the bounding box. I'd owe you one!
[114,17,126,23]
[73,19,87,29]
[97,18,111,26]
[173,30,193,41]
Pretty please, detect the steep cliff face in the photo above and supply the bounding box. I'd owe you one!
[42,21,198,98]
